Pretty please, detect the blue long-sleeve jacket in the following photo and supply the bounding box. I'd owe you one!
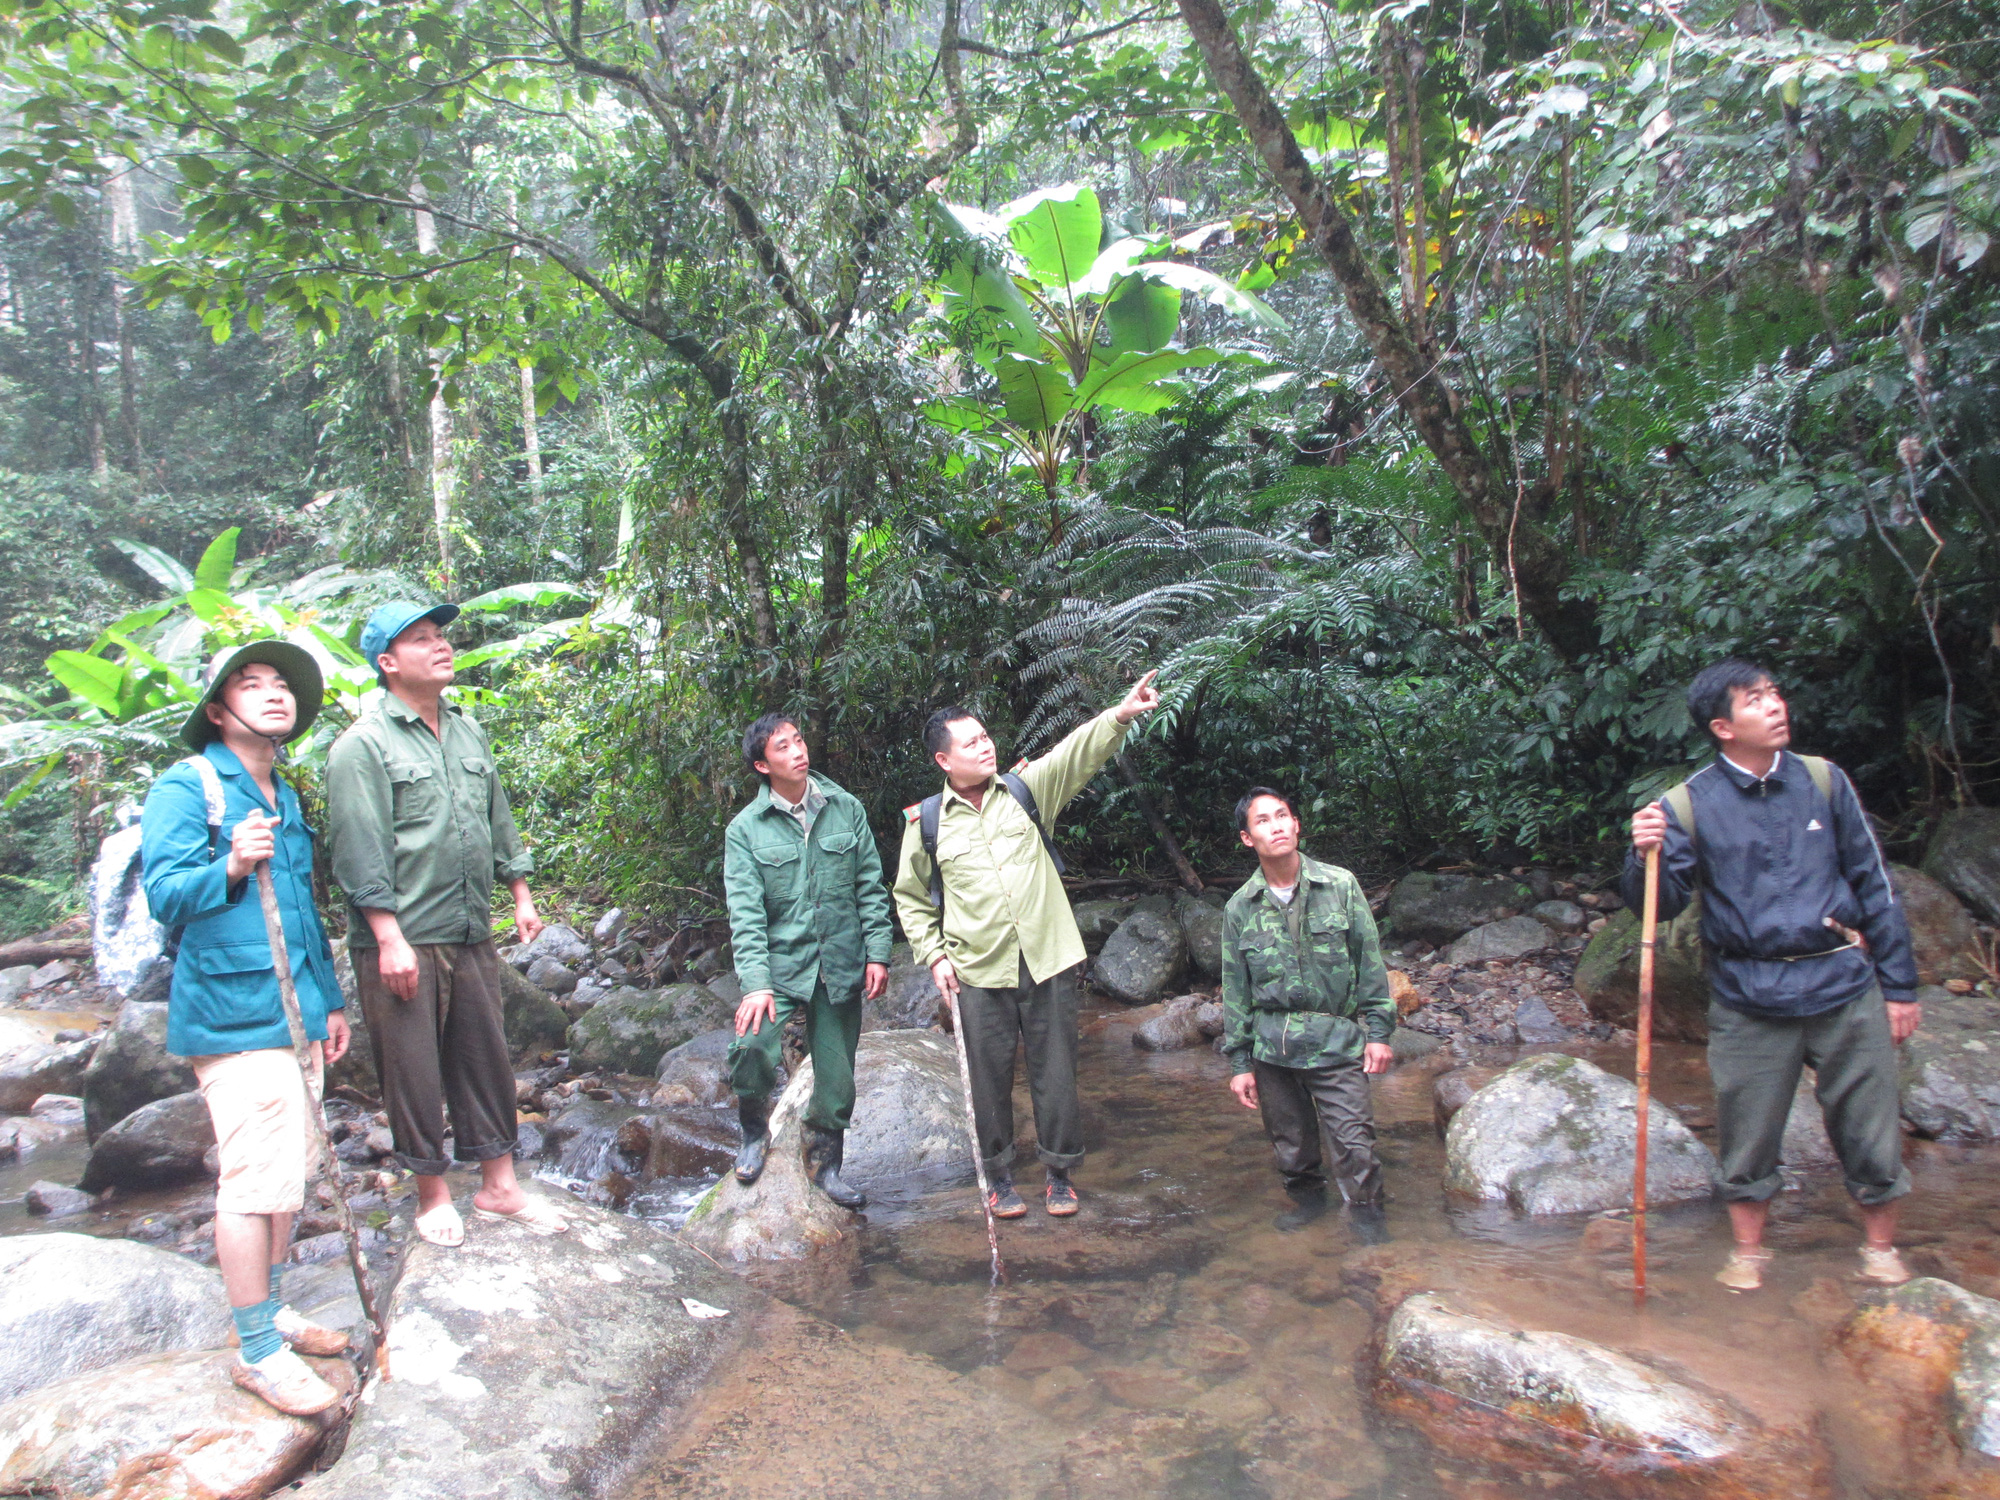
[139,743,343,1058]
[1620,752,1917,1017]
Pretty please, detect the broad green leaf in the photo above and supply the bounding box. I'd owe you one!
[935,253,1042,367]
[2,753,62,811]
[46,651,127,715]
[921,398,998,434]
[86,603,174,657]
[1125,263,1288,333]
[452,618,585,672]
[457,581,593,612]
[303,623,368,667]
[110,536,196,595]
[1103,277,1181,355]
[184,587,234,623]
[993,355,1075,431]
[102,633,202,701]
[194,528,240,590]
[1073,347,1226,415]
[997,183,1102,288]
[1065,237,1160,299]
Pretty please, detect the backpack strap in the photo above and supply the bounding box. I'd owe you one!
[998,772,1065,877]
[1663,781,1696,847]
[179,755,227,858]
[919,794,945,910]
[1797,754,1833,801]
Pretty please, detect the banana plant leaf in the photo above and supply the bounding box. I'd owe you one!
[996,182,1102,287]
[993,354,1076,431]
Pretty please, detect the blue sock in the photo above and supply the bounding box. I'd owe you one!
[268,1261,284,1305]
[233,1298,283,1364]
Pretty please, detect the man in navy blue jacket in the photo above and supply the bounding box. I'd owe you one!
[1627,659,1920,1293]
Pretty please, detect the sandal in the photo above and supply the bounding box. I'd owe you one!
[1715,1246,1773,1292]
[415,1202,465,1248]
[472,1195,570,1235]
[1859,1246,1912,1285]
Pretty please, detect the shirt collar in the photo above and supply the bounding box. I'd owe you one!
[202,740,249,779]
[1718,750,1784,787]
[941,775,996,812]
[383,692,457,725]
[768,778,826,817]
[1249,853,1328,900]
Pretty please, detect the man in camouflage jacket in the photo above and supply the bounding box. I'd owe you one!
[1221,787,1396,1231]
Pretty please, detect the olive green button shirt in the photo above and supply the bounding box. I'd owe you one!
[893,708,1130,988]
[325,694,533,948]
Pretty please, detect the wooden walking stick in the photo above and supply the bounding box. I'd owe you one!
[944,990,1006,1287]
[255,859,391,1376]
[1632,843,1662,1305]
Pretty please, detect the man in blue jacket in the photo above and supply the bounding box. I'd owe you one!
[1627,659,1920,1293]
[141,641,352,1417]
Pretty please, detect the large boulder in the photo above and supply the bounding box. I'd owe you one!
[1840,1278,2000,1467]
[524,956,579,996]
[300,1195,762,1500]
[78,1089,216,1193]
[0,1033,95,1113]
[1573,907,1710,1043]
[845,1030,974,1187]
[1131,996,1211,1054]
[566,984,729,1075]
[1092,908,1186,1006]
[1530,899,1588,934]
[1899,985,2000,1141]
[1432,1066,1503,1137]
[0,1347,350,1499]
[518,922,591,968]
[867,943,944,1032]
[1175,891,1226,980]
[1385,872,1535,946]
[1072,899,1132,955]
[1924,806,2000,924]
[656,1026,738,1106]
[80,992,197,1140]
[1375,1293,1827,1496]
[1891,864,1986,986]
[1443,1053,1716,1215]
[1444,915,1553,966]
[0,1234,232,1404]
[497,961,570,1060]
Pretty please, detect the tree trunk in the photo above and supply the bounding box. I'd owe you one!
[412,189,456,596]
[1173,0,1598,664]
[717,405,779,654]
[519,359,543,498]
[78,304,109,483]
[105,166,144,470]
[1116,750,1203,894]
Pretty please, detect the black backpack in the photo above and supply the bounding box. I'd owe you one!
[917,771,1065,911]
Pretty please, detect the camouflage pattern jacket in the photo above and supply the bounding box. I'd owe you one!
[1220,854,1395,1073]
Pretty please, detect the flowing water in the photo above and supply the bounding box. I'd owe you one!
[619,996,2000,1498]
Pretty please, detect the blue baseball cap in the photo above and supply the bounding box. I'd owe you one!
[359,601,461,685]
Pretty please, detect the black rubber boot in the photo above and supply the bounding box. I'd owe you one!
[1349,1200,1390,1246]
[734,1097,770,1184]
[804,1125,867,1210]
[1274,1184,1329,1232]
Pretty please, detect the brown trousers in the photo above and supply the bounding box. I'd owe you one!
[354,939,517,1176]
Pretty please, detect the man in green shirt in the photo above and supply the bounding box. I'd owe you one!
[1221,787,1395,1233]
[724,713,894,1209]
[892,672,1160,1218]
[326,602,567,1248]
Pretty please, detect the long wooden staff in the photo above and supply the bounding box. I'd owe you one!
[255,858,390,1375]
[944,990,1006,1286]
[1632,843,1661,1305]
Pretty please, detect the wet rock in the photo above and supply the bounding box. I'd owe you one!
[543,1098,646,1181]
[567,983,730,1075]
[1511,993,1570,1045]
[1176,890,1226,980]
[1093,907,1187,1005]
[1444,1053,1716,1215]
[525,955,579,996]
[496,960,569,1061]
[79,1089,216,1193]
[1531,898,1589,934]
[1840,1277,2000,1467]
[0,1032,95,1113]
[0,1097,84,1161]
[1573,907,1710,1044]
[0,1233,232,1403]
[845,1030,971,1187]
[639,1111,738,1180]
[1444,915,1551,966]
[23,1180,93,1217]
[301,1195,759,1500]
[80,989,198,1140]
[1004,1331,1092,1374]
[1132,996,1208,1053]
[593,907,627,946]
[1388,968,1421,1016]
[867,943,944,1031]
[1924,806,2000,924]
[1096,1362,1205,1408]
[1892,864,1986,986]
[0,966,35,1005]
[1389,1026,1442,1064]
[657,1026,737,1106]
[0,1347,351,1499]
[1899,986,2000,1140]
[519,922,592,968]
[1386,873,1534,945]
[1432,1066,1502,1136]
[1057,1410,1229,1498]
[27,959,75,990]
[706,973,743,1010]
[1073,899,1133,955]
[1374,1293,1826,1496]
[883,1193,1222,1285]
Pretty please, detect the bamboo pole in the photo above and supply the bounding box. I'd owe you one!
[254,862,390,1375]
[1632,845,1661,1305]
[944,995,1006,1287]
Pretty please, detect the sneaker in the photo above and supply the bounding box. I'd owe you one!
[1045,1174,1079,1217]
[231,1346,342,1417]
[1859,1246,1912,1286]
[1715,1247,1773,1292]
[274,1305,351,1357]
[987,1175,1027,1220]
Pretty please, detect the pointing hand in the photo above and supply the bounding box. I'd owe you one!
[1115,670,1161,725]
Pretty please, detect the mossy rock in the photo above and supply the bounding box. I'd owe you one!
[1572,907,1709,1043]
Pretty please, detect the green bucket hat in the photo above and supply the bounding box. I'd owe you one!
[179,640,326,751]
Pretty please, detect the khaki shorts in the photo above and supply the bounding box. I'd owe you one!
[191,1044,322,1215]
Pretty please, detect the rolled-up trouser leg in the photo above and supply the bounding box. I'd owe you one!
[1253,1059,1324,1192]
[803,983,863,1134]
[1301,1057,1384,1205]
[956,968,1023,1171]
[727,992,806,1101]
[436,940,520,1164]
[1804,987,1912,1207]
[1708,999,1808,1203]
[1017,961,1082,1169]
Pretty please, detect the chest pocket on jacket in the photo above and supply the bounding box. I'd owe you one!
[814,830,858,892]
[995,816,1041,868]
[1307,904,1354,989]
[387,762,439,825]
[1241,927,1290,995]
[455,755,493,814]
[755,843,801,902]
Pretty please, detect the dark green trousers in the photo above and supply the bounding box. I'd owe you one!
[1708,985,1911,1207]
[958,956,1083,1172]
[727,981,861,1134]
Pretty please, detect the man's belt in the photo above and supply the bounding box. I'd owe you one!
[1708,938,1861,964]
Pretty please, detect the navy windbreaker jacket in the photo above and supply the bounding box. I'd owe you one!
[1619,752,1917,1018]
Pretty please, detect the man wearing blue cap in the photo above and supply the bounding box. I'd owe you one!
[326,602,566,1246]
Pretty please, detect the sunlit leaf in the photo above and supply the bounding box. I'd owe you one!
[110,537,196,595]
[194,528,241,591]
[996,183,1102,288]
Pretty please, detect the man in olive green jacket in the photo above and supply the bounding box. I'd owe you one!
[1222,787,1396,1234]
[724,713,894,1208]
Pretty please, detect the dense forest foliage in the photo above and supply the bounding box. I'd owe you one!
[0,0,1994,939]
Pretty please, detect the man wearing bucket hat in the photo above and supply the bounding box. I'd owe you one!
[140,640,354,1417]
[326,601,566,1247]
